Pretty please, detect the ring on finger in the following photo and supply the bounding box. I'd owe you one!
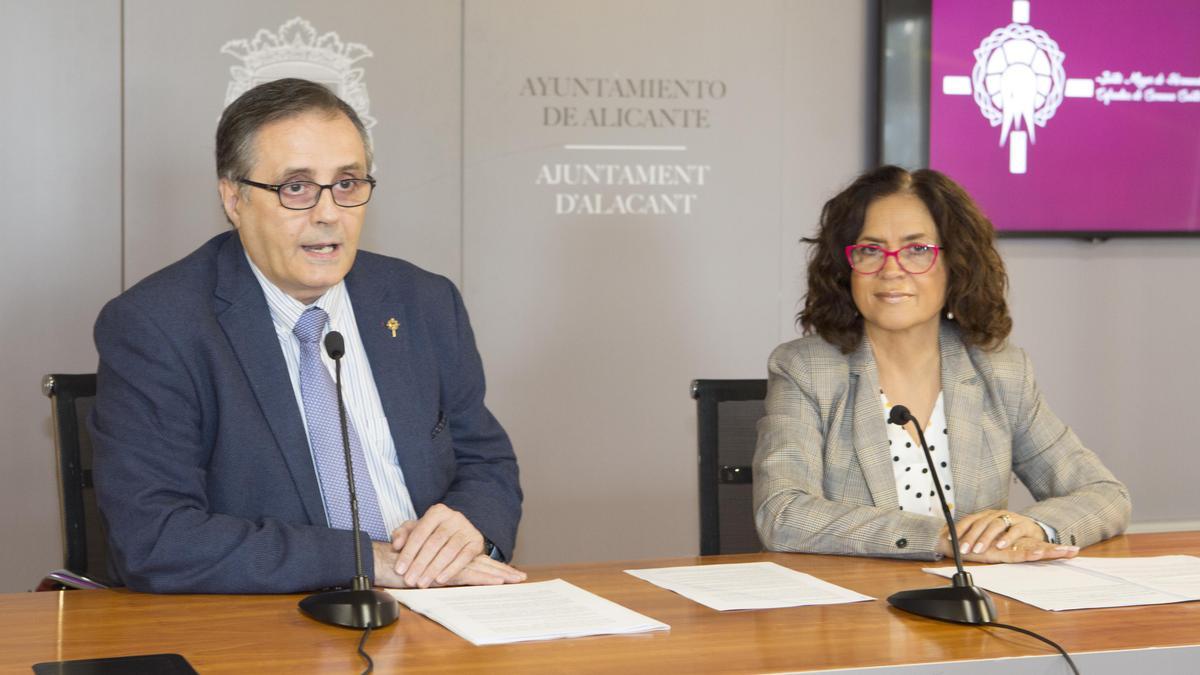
[999,514,1013,530]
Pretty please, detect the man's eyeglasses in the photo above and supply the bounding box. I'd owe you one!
[238,176,377,210]
[844,243,942,275]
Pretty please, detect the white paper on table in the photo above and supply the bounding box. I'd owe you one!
[623,562,874,611]
[388,578,669,646]
[923,555,1200,611]
[1068,555,1200,597]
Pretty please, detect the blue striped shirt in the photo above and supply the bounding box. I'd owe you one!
[246,256,418,533]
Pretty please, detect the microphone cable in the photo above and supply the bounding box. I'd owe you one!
[924,614,1080,674]
[981,621,1080,675]
[356,626,375,674]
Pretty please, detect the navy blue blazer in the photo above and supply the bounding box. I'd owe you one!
[90,232,521,593]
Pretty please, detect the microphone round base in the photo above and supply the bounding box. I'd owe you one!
[299,588,400,628]
[888,584,997,624]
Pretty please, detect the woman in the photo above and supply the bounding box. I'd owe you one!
[753,166,1130,562]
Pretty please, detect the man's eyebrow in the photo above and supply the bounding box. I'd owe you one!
[277,167,315,180]
[275,163,366,180]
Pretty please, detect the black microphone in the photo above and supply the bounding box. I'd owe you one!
[885,404,996,624]
[325,331,365,588]
[323,331,345,359]
[298,330,399,629]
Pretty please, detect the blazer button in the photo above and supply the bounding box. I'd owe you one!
[896,538,908,549]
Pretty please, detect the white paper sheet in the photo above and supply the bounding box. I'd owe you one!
[388,579,669,645]
[624,562,874,611]
[923,555,1200,611]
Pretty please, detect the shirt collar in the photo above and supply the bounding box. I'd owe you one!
[245,252,349,335]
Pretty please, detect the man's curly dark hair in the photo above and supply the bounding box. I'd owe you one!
[799,165,1011,354]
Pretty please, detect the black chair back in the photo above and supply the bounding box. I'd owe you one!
[42,373,112,587]
[691,379,767,556]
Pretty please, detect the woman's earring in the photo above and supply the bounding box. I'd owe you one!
[946,310,955,320]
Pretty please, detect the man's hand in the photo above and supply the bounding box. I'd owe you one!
[371,541,525,588]
[382,503,524,588]
[936,509,1079,563]
[390,503,481,587]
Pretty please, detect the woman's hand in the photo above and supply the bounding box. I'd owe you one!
[936,510,1079,563]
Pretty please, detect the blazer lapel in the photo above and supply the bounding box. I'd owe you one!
[213,234,326,526]
[940,323,984,517]
[345,261,436,512]
[848,338,899,508]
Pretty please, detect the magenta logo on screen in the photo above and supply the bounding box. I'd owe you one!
[929,0,1200,233]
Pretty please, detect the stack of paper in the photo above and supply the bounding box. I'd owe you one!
[924,555,1200,611]
[389,579,668,645]
[625,562,873,611]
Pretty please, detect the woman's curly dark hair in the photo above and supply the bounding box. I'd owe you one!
[799,165,1011,354]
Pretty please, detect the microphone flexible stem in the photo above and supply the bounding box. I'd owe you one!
[334,357,367,586]
[910,417,966,573]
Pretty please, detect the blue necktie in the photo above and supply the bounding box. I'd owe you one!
[293,307,389,541]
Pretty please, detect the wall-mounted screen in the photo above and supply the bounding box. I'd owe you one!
[880,0,1200,236]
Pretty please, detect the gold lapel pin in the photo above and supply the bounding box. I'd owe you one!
[385,317,400,338]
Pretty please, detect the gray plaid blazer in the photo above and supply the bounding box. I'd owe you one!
[753,322,1130,560]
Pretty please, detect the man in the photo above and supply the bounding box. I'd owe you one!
[90,78,524,593]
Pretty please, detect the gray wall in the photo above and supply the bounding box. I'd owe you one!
[1,0,123,593]
[1003,239,1200,524]
[464,0,802,563]
[2,0,1196,591]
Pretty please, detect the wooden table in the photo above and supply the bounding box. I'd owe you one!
[2,532,1198,673]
